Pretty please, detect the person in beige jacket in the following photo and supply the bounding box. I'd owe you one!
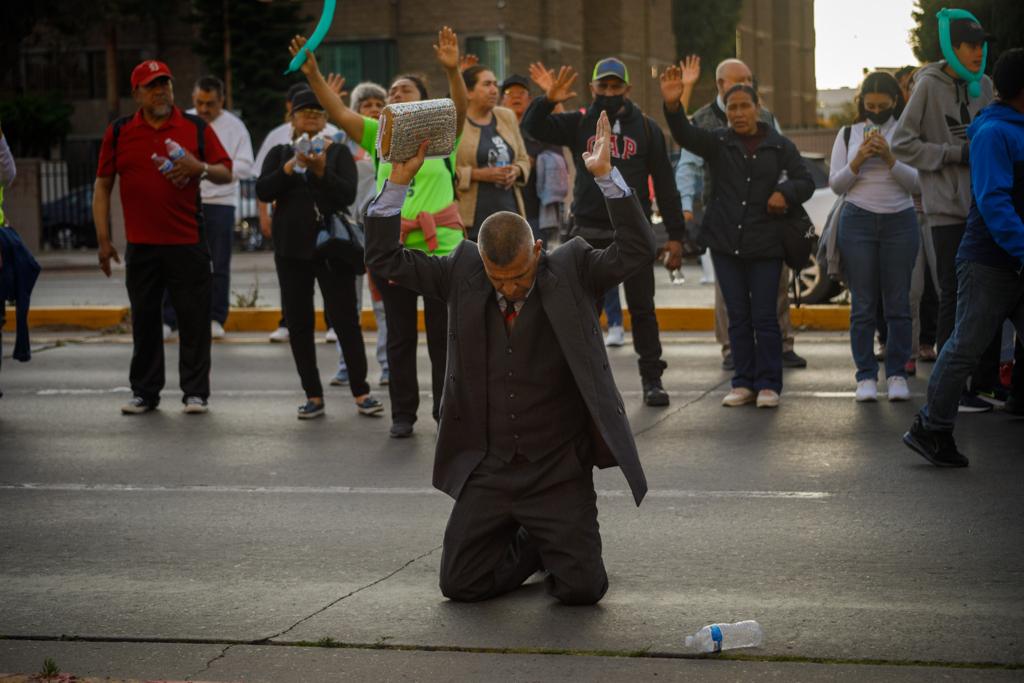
[457,66,531,239]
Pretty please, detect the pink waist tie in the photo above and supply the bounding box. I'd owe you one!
[399,203,465,252]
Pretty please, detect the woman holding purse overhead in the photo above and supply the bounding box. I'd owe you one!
[256,88,382,419]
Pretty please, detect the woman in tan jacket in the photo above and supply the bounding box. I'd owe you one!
[457,65,531,240]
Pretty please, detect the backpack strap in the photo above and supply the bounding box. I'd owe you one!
[109,115,132,171]
[843,125,852,150]
[182,112,207,161]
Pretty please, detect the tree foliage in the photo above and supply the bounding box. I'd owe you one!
[188,0,307,146]
[910,0,1024,71]
[0,94,74,158]
[671,0,744,87]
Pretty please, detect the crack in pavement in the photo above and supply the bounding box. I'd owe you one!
[632,378,730,438]
[190,642,234,679]
[255,544,444,645]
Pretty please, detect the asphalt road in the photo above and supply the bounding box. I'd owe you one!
[0,333,1021,681]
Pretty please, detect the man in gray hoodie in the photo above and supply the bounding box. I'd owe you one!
[892,16,997,411]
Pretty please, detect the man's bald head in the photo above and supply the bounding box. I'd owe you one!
[478,212,535,266]
[715,59,753,97]
[477,212,543,302]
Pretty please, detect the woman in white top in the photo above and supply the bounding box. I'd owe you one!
[829,71,920,402]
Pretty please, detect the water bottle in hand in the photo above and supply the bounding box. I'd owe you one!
[293,133,312,174]
[164,138,186,161]
[152,153,186,188]
[662,252,685,285]
[686,620,763,653]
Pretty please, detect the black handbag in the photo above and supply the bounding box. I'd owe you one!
[314,209,366,274]
[779,205,815,272]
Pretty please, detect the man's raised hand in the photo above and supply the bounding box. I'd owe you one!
[434,26,460,72]
[544,66,578,105]
[389,140,429,186]
[660,64,686,112]
[681,55,701,87]
[582,111,613,177]
[529,62,556,93]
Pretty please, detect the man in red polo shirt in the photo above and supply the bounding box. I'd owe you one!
[92,60,232,415]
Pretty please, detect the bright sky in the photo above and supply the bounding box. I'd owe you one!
[815,0,919,89]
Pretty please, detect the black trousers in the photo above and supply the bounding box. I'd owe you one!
[372,274,447,424]
[125,243,212,403]
[275,254,369,399]
[589,236,666,381]
[932,223,1001,390]
[164,204,234,327]
[439,440,607,605]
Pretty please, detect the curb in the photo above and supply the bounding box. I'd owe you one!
[5,305,852,333]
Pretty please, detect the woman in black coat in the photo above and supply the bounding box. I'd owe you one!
[256,90,382,419]
[660,65,814,408]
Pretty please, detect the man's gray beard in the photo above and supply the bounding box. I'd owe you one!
[152,103,172,118]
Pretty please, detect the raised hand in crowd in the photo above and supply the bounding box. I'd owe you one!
[529,62,556,93]
[582,111,613,177]
[659,63,687,112]
[326,73,347,100]
[679,55,701,112]
[542,66,578,105]
[459,53,480,72]
[433,26,461,72]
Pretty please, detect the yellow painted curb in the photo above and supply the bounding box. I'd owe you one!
[7,305,852,333]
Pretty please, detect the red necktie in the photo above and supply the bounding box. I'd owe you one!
[503,302,518,334]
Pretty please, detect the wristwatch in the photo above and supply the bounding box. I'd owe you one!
[200,162,209,181]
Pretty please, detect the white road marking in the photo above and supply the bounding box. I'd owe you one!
[0,483,830,500]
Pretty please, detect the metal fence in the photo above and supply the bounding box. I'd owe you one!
[40,161,98,250]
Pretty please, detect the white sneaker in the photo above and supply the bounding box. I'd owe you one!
[162,324,177,341]
[211,321,226,339]
[756,389,780,408]
[325,327,338,343]
[721,387,755,407]
[604,325,625,347]
[855,379,878,402]
[887,376,910,402]
[269,326,290,343]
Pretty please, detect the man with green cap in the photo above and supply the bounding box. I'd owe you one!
[522,57,685,407]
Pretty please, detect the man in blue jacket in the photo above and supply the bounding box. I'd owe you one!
[903,48,1024,466]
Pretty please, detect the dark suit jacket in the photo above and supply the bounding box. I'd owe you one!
[365,191,656,506]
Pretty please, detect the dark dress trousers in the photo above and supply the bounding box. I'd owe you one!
[365,190,655,603]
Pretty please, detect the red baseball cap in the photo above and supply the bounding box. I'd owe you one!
[130,60,174,90]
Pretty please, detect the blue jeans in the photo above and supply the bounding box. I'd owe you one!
[921,261,1024,432]
[602,286,623,327]
[838,203,919,381]
[711,251,783,393]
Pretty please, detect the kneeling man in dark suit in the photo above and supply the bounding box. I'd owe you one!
[365,111,653,605]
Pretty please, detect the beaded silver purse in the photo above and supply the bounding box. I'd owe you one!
[375,98,457,163]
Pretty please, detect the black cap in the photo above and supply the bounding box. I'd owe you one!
[501,74,531,92]
[950,18,993,45]
[290,89,324,112]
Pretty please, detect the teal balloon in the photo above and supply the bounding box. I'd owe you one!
[936,7,988,99]
[284,0,337,75]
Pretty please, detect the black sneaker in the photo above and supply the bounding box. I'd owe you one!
[902,415,968,467]
[958,391,994,413]
[782,350,808,368]
[121,396,158,415]
[643,379,670,407]
[356,396,384,416]
[976,386,1009,406]
[298,400,325,420]
[389,420,414,438]
[721,353,735,371]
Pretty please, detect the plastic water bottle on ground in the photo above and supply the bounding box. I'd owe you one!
[164,138,186,161]
[686,620,763,653]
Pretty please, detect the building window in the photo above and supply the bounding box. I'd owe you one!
[320,40,397,89]
[465,36,507,81]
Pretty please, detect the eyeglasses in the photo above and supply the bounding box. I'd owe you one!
[295,108,327,117]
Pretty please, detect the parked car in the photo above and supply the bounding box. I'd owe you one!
[41,184,98,250]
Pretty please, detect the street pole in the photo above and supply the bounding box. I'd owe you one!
[223,0,234,110]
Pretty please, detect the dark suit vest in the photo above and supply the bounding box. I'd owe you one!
[485,287,587,462]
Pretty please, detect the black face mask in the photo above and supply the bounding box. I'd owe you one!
[593,94,625,118]
[865,108,894,125]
